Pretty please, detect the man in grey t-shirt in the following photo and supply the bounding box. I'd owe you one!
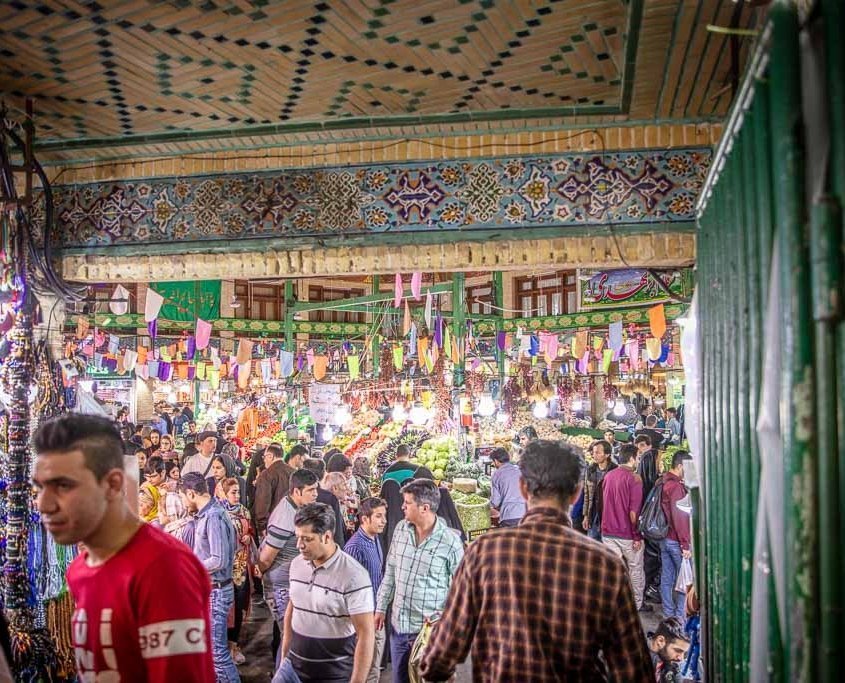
[258,469,318,661]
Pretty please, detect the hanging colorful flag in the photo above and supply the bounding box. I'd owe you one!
[451,335,460,364]
[280,350,294,377]
[236,339,253,364]
[261,359,272,383]
[411,272,422,300]
[608,321,624,353]
[444,327,453,359]
[409,323,418,356]
[123,349,138,372]
[424,290,433,330]
[209,368,220,389]
[602,348,613,373]
[196,363,207,380]
[573,331,588,359]
[424,349,434,373]
[403,300,411,336]
[144,287,164,323]
[347,355,360,380]
[186,336,196,360]
[76,316,90,340]
[392,345,404,371]
[306,348,315,369]
[147,319,157,339]
[648,304,667,340]
[110,284,130,315]
[313,355,328,380]
[593,335,604,354]
[417,336,429,360]
[238,361,251,389]
[529,335,539,357]
[394,273,403,307]
[107,335,120,355]
[497,331,507,352]
[195,319,212,350]
[136,363,149,380]
[646,337,662,361]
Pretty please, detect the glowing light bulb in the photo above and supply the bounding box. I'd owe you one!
[496,410,509,424]
[532,401,549,419]
[323,426,335,442]
[167,391,177,403]
[392,404,407,421]
[606,399,616,409]
[571,398,583,411]
[334,405,352,426]
[409,402,429,426]
[613,402,627,417]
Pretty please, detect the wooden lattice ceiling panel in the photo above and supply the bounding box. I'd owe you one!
[0,0,759,160]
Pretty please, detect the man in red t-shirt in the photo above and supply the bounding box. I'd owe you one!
[32,414,215,683]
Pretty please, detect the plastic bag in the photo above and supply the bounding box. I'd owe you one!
[676,557,694,593]
[410,619,455,683]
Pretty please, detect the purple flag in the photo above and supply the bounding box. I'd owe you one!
[434,314,443,347]
[147,319,157,339]
[497,331,507,351]
[186,336,196,360]
[187,365,196,380]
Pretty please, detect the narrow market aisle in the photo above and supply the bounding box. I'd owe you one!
[238,595,657,681]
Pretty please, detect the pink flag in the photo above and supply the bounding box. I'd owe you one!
[411,272,422,300]
[144,287,164,322]
[196,319,212,350]
[394,273,403,307]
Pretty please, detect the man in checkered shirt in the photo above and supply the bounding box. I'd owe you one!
[375,479,464,683]
[421,440,654,682]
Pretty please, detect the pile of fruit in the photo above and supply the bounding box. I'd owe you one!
[372,426,432,475]
[409,436,458,481]
[510,411,563,441]
[560,433,594,451]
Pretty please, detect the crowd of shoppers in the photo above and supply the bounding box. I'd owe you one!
[34,409,694,682]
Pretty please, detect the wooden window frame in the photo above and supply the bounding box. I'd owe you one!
[513,270,577,317]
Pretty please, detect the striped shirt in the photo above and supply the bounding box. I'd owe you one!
[288,548,373,681]
[376,517,464,634]
[261,496,299,590]
[344,528,383,601]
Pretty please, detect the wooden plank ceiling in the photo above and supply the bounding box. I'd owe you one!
[0,0,760,162]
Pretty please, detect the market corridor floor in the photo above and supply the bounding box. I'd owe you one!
[238,596,659,682]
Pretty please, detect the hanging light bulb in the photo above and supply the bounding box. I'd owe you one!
[571,398,583,411]
[323,425,335,442]
[532,401,549,419]
[613,401,627,417]
[392,404,407,421]
[409,401,429,426]
[477,393,495,417]
[496,410,509,424]
[606,399,616,410]
[334,405,352,426]
[167,391,177,403]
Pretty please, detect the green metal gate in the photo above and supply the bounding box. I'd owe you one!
[695,1,843,680]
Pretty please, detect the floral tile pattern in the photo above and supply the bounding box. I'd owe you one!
[49,148,711,248]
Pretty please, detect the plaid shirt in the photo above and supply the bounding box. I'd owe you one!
[420,507,654,682]
[376,517,464,634]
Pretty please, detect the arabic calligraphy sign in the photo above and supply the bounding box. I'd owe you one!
[578,268,691,311]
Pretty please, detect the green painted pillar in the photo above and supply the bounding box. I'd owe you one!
[770,3,817,679]
[284,279,295,352]
[493,271,505,383]
[371,275,380,377]
[452,272,466,388]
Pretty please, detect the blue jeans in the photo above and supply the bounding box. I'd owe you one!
[265,585,290,667]
[660,539,686,619]
[210,584,241,682]
[587,519,602,541]
[389,629,418,683]
[272,658,302,683]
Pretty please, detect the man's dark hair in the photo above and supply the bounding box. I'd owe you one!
[294,502,336,536]
[519,425,539,441]
[326,453,352,473]
[265,443,284,461]
[619,443,638,463]
[289,468,319,494]
[225,424,235,432]
[286,444,308,462]
[654,617,689,644]
[635,434,652,448]
[179,472,208,495]
[396,444,411,459]
[301,457,326,479]
[490,447,510,464]
[667,407,677,416]
[592,440,612,456]
[671,449,693,469]
[400,478,440,511]
[603,429,615,437]
[134,424,144,434]
[144,455,166,476]
[33,414,124,480]
[519,440,584,504]
[645,415,658,427]
[359,496,387,522]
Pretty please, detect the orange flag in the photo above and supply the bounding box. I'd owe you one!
[403,300,411,336]
[417,336,429,360]
[137,346,148,365]
[649,304,667,339]
[313,355,328,380]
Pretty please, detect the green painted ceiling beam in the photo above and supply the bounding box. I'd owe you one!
[70,303,687,339]
[293,282,454,313]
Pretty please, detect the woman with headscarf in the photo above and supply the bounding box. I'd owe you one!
[139,456,166,524]
[157,433,179,462]
[206,454,246,502]
[218,477,253,666]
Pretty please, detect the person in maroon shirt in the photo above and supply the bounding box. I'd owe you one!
[600,443,648,611]
[659,450,693,620]
[32,414,215,683]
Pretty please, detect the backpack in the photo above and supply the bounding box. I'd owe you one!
[638,478,669,541]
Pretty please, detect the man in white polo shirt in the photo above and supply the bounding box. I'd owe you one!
[273,503,374,683]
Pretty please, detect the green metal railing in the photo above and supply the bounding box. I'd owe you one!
[696,1,843,680]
